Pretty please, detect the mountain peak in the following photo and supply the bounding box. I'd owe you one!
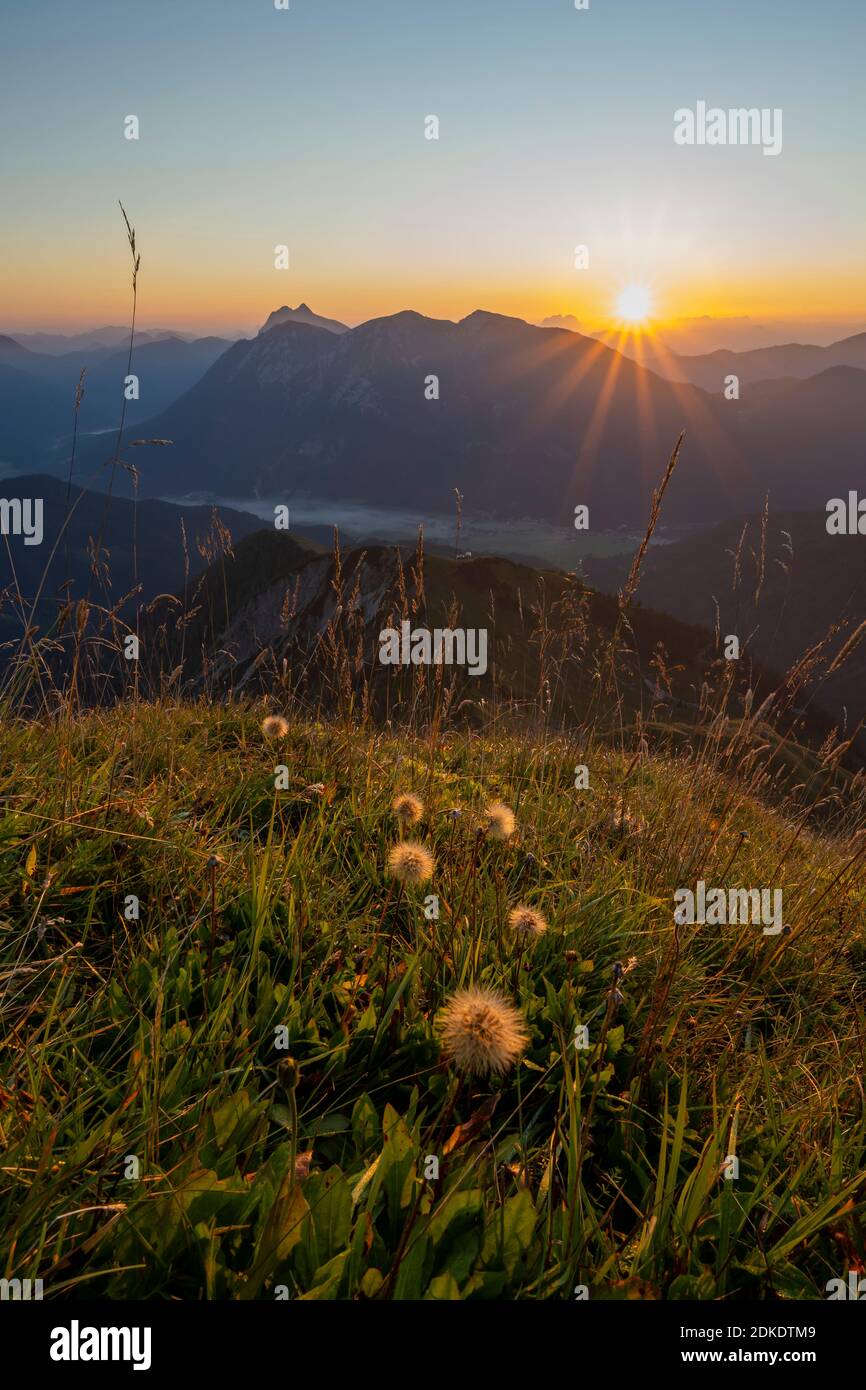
[259,303,349,337]
[458,309,530,331]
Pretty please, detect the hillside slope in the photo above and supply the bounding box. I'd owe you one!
[0,474,265,648]
[584,508,866,733]
[1,704,864,1300]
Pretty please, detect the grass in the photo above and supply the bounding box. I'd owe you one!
[2,700,865,1300]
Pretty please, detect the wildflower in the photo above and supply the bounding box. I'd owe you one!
[506,905,548,941]
[392,792,424,827]
[386,841,434,885]
[437,986,528,1077]
[483,801,516,840]
[261,715,289,739]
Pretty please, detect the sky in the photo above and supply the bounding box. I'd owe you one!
[1,0,864,338]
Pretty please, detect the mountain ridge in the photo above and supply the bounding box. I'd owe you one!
[67,308,865,530]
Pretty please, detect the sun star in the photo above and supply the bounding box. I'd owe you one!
[616,284,653,323]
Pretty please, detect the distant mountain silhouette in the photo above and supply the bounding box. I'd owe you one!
[258,303,349,336]
[540,314,581,332]
[70,309,866,529]
[0,363,71,466]
[0,334,233,460]
[42,335,234,434]
[6,326,191,355]
[600,318,866,358]
[0,333,40,366]
[634,331,866,391]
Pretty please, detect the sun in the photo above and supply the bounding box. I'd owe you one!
[616,284,653,324]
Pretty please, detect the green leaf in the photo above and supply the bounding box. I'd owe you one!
[309,1112,352,1139]
[393,1233,431,1300]
[483,1188,538,1278]
[427,1188,484,1275]
[359,1268,384,1298]
[299,1250,350,1300]
[369,1105,416,1232]
[351,1093,379,1155]
[243,1179,310,1300]
[424,1271,461,1300]
[309,1169,353,1266]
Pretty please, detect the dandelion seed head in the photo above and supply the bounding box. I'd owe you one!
[392,792,424,827]
[506,904,548,940]
[437,986,528,1077]
[484,801,516,840]
[387,840,434,885]
[261,715,289,739]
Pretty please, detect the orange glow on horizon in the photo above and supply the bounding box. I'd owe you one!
[1,253,864,338]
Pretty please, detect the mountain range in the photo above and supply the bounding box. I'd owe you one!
[62,308,866,531]
[627,331,866,392]
[5,304,865,540]
[140,518,854,774]
[0,333,233,463]
[6,326,193,355]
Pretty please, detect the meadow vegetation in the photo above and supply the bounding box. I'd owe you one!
[2,694,865,1300]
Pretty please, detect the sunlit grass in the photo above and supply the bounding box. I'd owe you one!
[1,702,864,1300]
